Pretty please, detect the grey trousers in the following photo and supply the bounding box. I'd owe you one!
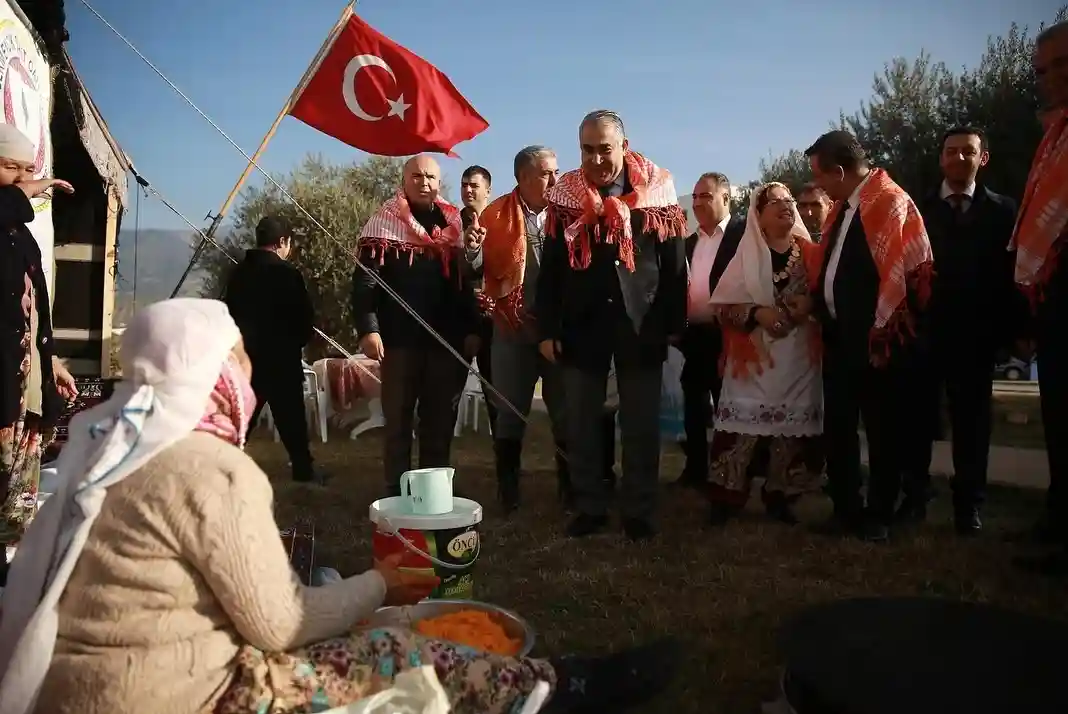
[490,337,567,443]
[564,364,662,519]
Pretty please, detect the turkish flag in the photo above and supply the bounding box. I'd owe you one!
[289,13,489,157]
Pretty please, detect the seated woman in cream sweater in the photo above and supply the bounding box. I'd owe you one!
[0,299,674,714]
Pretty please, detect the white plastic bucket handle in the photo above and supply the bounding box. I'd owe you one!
[376,513,481,571]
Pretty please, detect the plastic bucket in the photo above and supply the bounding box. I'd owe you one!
[369,496,482,600]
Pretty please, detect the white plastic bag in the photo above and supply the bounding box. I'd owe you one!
[324,666,450,714]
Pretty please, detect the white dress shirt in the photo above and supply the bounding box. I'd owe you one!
[688,215,731,323]
[823,172,874,319]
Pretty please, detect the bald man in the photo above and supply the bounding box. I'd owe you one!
[351,155,480,497]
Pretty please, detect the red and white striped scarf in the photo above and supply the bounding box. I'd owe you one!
[545,151,687,271]
[358,190,463,264]
[195,355,257,448]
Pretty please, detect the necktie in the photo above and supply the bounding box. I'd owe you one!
[948,193,967,216]
[822,201,850,261]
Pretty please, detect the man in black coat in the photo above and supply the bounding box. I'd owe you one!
[900,126,1021,534]
[351,155,480,498]
[671,171,745,489]
[224,216,319,482]
[536,110,688,541]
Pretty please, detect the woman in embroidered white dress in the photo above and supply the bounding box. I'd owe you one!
[706,183,824,525]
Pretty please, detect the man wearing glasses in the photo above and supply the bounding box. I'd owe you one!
[671,172,746,490]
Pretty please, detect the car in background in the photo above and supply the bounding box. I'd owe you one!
[993,356,1033,381]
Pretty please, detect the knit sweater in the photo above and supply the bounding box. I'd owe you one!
[35,431,387,714]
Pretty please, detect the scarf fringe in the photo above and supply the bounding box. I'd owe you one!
[868,260,934,359]
[358,236,455,278]
[546,203,684,272]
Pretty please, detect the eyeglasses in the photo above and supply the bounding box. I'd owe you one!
[766,197,796,207]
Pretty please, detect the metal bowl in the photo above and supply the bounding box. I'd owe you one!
[359,599,536,657]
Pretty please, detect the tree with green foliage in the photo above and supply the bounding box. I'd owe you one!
[753,7,1066,205]
[195,154,410,357]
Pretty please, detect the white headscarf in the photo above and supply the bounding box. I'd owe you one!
[0,124,35,164]
[0,298,242,714]
[710,182,811,306]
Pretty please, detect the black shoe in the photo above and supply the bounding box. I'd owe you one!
[894,496,928,525]
[554,442,574,507]
[494,438,523,514]
[293,465,327,485]
[622,517,656,541]
[1014,550,1068,577]
[545,637,680,713]
[566,513,609,538]
[954,507,982,536]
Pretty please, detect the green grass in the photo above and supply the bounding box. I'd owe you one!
[251,407,1065,714]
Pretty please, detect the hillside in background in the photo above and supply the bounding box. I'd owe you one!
[114,229,204,324]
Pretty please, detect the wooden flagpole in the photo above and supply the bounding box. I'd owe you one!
[170,0,357,298]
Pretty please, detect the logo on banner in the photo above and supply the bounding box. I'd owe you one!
[0,20,46,176]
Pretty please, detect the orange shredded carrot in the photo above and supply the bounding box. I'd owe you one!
[414,609,522,656]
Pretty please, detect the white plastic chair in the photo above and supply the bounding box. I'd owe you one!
[454,371,485,435]
[303,363,330,443]
[262,366,329,443]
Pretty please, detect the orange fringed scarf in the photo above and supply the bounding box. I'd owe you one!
[478,189,527,329]
[815,168,933,359]
[545,150,687,271]
[1010,108,1068,309]
[719,239,824,380]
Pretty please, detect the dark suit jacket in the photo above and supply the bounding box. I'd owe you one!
[679,215,746,382]
[535,180,688,371]
[350,204,479,351]
[918,185,1020,356]
[224,248,314,373]
[814,211,883,369]
[0,186,60,426]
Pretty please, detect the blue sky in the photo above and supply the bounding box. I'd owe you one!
[66,0,1054,230]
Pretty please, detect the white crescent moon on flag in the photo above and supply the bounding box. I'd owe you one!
[343,54,395,122]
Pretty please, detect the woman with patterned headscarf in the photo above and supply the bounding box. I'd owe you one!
[706,183,825,525]
[0,299,677,714]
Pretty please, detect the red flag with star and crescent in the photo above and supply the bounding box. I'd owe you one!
[289,13,488,157]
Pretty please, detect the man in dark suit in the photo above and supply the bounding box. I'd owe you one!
[224,216,320,482]
[806,130,933,542]
[671,172,745,489]
[900,126,1020,534]
[536,110,688,541]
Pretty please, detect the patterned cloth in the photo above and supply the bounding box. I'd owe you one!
[545,151,686,272]
[214,626,556,714]
[1010,107,1068,304]
[708,433,823,506]
[195,355,258,448]
[0,306,54,547]
[816,168,933,356]
[358,190,463,265]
